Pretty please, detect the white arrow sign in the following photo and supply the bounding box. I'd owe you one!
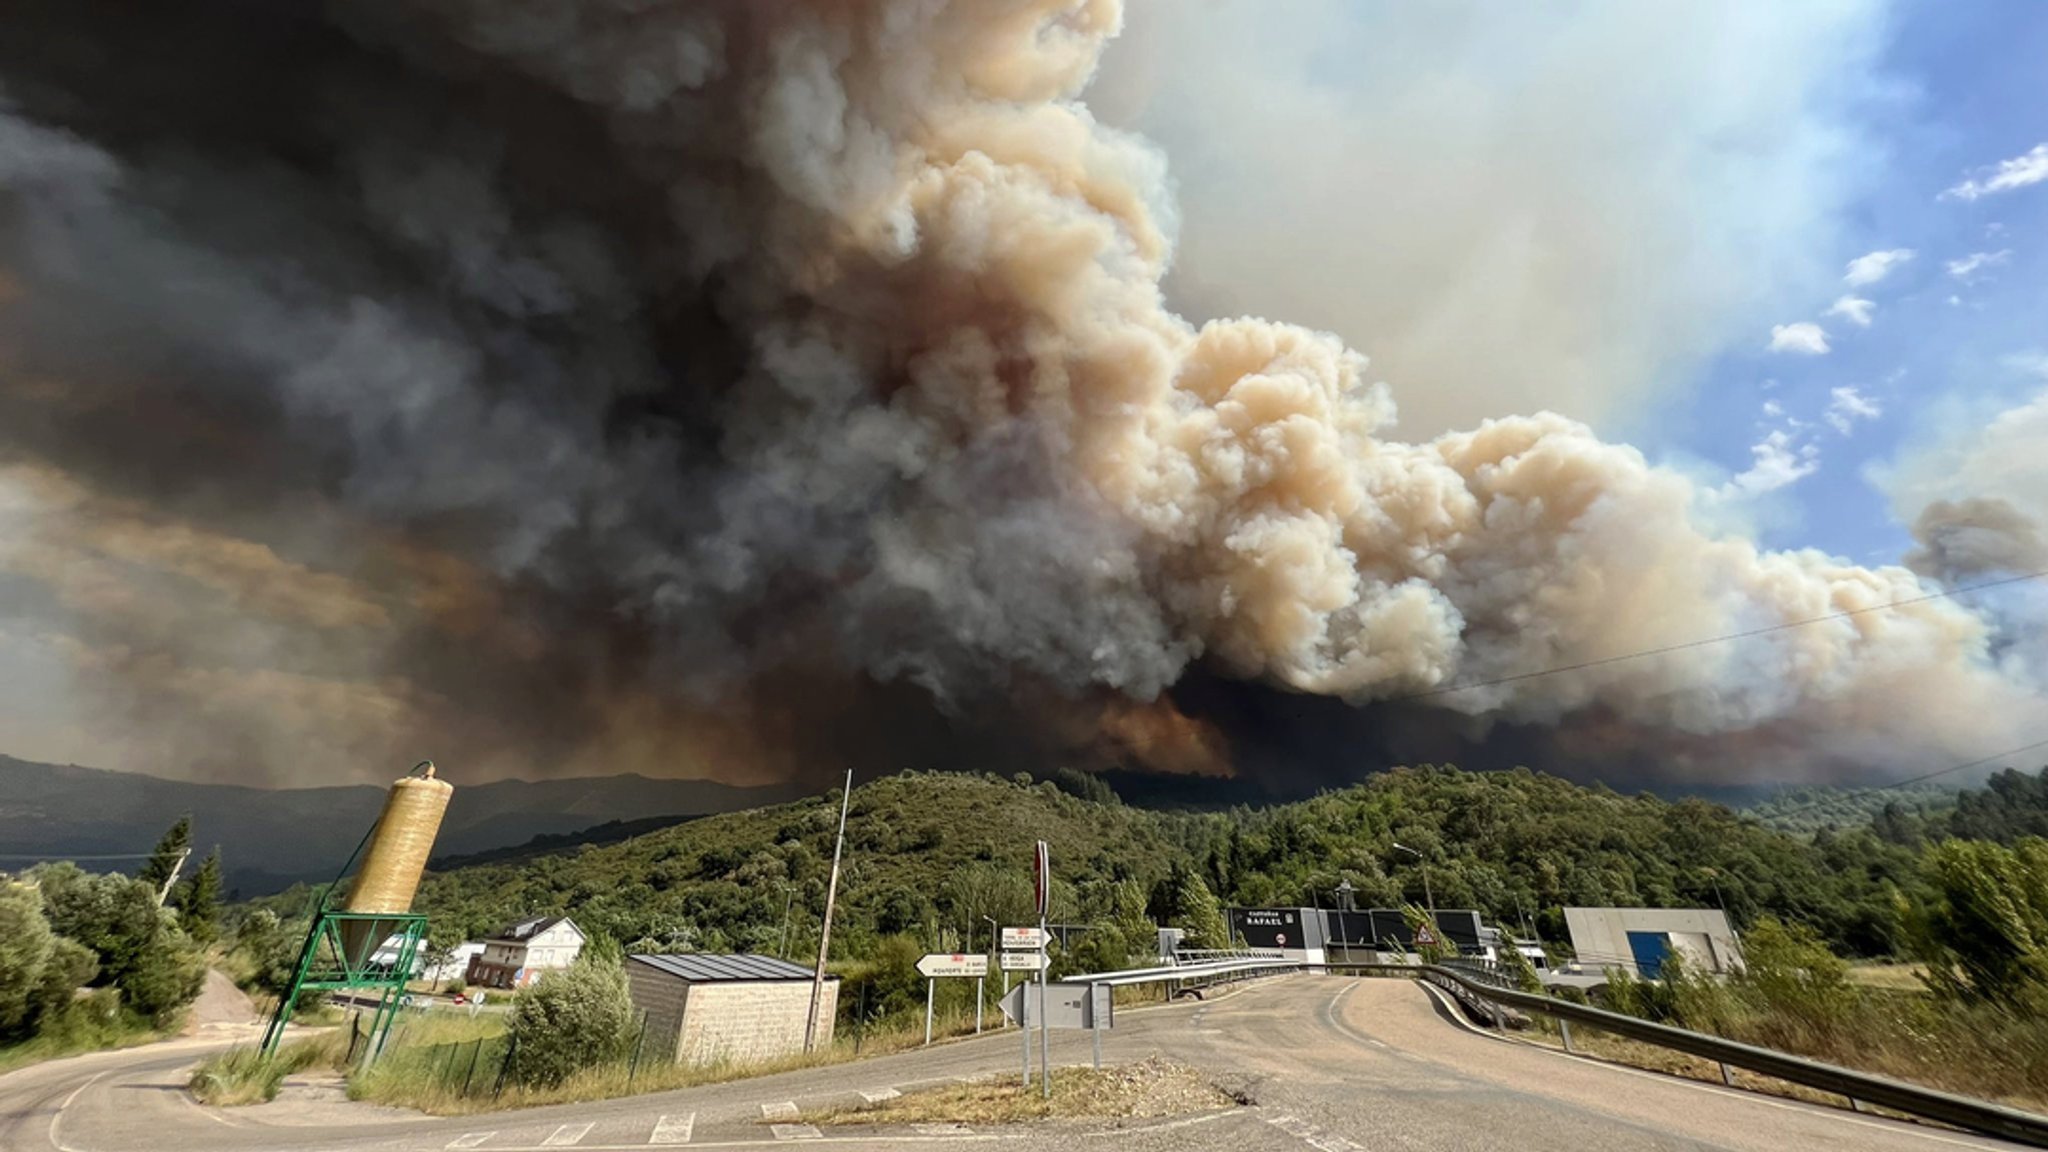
[1000,926,1046,950]
[916,953,989,978]
[1000,950,1050,972]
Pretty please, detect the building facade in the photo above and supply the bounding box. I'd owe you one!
[625,953,836,1067]
[465,916,585,990]
[1562,907,1741,978]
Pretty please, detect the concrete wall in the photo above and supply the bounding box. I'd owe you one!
[626,965,837,1067]
[1563,907,1740,976]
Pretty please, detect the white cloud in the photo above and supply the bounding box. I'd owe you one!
[1768,322,1830,354]
[1089,1,1889,435]
[1717,429,1821,499]
[1947,250,2012,280]
[1941,143,2048,202]
[1825,295,1874,327]
[2005,351,2048,381]
[1825,385,1883,436]
[1843,248,1914,286]
[1761,398,1785,418]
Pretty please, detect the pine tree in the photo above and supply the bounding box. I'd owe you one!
[138,816,193,900]
[174,850,224,945]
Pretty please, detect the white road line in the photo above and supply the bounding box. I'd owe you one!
[649,1113,696,1144]
[909,1123,973,1135]
[447,1135,495,1149]
[1264,1114,1363,1152]
[857,1088,901,1103]
[760,1101,800,1121]
[769,1123,823,1140]
[542,1122,595,1146]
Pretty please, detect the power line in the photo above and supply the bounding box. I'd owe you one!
[1745,734,2048,825]
[1396,567,2048,702]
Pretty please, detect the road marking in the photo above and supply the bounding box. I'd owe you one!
[650,1113,696,1144]
[1265,1113,1363,1152]
[769,1123,823,1140]
[910,1123,973,1135]
[858,1088,900,1103]
[542,1122,595,1146]
[447,1136,495,1150]
[760,1101,800,1122]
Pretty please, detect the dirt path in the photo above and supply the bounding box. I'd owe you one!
[184,968,260,1032]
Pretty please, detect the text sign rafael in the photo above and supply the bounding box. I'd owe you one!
[998,982,1112,1030]
[916,953,989,978]
[1000,926,1046,950]
[1000,950,1050,971]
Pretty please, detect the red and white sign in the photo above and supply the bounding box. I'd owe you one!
[917,952,989,978]
[1001,926,1047,950]
[1413,924,1438,948]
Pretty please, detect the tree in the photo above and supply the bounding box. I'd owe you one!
[0,882,57,1041]
[138,816,194,901]
[174,851,223,946]
[1154,861,1230,950]
[1911,837,2048,1010]
[32,863,205,1026]
[506,955,635,1087]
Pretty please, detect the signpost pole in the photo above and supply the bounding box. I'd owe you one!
[1090,981,1102,1070]
[1019,982,1031,1087]
[975,976,984,1034]
[1036,840,1051,1101]
[924,977,935,1046]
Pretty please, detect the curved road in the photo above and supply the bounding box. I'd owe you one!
[1,977,2025,1152]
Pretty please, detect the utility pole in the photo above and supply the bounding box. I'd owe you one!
[805,770,853,1053]
[777,885,796,960]
[153,848,193,909]
[1392,842,1434,915]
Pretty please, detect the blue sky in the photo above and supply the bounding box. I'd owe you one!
[1657,0,2048,563]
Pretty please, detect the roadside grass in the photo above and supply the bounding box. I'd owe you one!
[1845,963,1926,992]
[806,1058,1235,1126]
[0,997,168,1077]
[188,1031,351,1106]
[351,1009,991,1116]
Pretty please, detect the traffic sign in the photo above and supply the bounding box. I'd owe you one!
[916,953,989,978]
[999,982,1112,1030]
[1413,923,1438,948]
[1000,950,1050,972]
[1001,926,1046,950]
[1033,840,1051,918]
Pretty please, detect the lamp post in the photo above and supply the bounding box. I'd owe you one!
[1392,842,1434,914]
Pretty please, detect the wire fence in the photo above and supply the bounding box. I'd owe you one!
[377,1011,653,1100]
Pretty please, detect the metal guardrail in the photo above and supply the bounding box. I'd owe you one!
[1066,956,1301,992]
[1334,962,2048,1148]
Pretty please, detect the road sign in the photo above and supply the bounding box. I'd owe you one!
[1001,926,1046,950]
[999,982,1112,1030]
[1413,923,1438,948]
[1033,840,1050,918]
[1000,950,1050,972]
[916,953,989,978]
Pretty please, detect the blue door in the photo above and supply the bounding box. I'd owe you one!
[1626,931,1670,978]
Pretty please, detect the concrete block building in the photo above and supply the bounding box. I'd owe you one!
[465,915,586,990]
[625,953,836,1066]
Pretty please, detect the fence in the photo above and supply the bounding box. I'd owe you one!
[367,1009,653,1100]
[1332,961,2048,1148]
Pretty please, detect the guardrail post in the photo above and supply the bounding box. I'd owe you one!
[1558,1019,1574,1053]
[1719,1062,1735,1087]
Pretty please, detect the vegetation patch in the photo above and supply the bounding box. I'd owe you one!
[808,1058,1238,1126]
[189,1032,348,1106]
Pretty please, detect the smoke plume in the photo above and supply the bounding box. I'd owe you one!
[0,0,2037,790]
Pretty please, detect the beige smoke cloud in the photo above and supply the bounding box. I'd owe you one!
[2,0,2036,788]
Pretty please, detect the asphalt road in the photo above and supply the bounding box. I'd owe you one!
[0,976,2027,1152]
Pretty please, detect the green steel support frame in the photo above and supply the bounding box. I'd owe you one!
[260,911,429,1062]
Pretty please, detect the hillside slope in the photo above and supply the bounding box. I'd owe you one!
[408,766,1924,958]
[0,756,802,895]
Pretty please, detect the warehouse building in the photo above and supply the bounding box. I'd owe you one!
[626,953,837,1066]
[1563,907,1741,978]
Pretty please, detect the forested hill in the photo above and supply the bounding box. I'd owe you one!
[403,766,1927,960]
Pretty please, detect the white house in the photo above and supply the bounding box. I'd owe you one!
[465,916,586,990]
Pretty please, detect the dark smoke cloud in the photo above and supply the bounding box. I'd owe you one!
[0,0,2036,791]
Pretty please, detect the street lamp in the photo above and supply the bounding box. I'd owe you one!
[982,915,999,954]
[1391,842,1434,914]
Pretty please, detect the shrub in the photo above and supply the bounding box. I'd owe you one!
[505,956,634,1087]
[1733,916,1853,1039]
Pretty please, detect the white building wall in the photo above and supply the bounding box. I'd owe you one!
[1563,907,1741,976]
[672,980,836,1067]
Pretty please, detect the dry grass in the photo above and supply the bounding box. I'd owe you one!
[806,1058,1237,1126]
[1846,963,1927,992]
[188,1031,351,1106]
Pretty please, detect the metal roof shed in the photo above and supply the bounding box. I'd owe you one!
[626,953,837,1067]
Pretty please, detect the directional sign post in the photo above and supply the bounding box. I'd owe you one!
[917,954,989,1045]
[1000,926,1046,950]
[1000,950,1049,972]
[998,982,1111,1030]
[1034,840,1051,1099]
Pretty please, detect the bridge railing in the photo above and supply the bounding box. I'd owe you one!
[1331,961,2048,1148]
